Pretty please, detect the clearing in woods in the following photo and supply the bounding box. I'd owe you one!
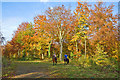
[7,59,118,78]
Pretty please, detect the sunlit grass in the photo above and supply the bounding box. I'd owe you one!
[12,72,39,78]
[2,59,118,78]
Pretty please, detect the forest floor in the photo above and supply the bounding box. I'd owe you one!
[2,59,118,78]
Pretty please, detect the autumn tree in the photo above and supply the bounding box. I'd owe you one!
[88,2,118,58]
[34,15,52,59]
[10,22,35,59]
[45,5,73,61]
[71,2,90,58]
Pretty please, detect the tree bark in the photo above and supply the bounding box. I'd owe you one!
[42,53,44,59]
[48,41,51,58]
[59,30,63,61]
[76,41,78,54]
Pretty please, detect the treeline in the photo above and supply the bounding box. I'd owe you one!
[3,2,118,67]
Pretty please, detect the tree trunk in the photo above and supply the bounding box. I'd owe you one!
[76,41,78,54]
[42,53,44,59]
[59,30,62,61]
[48,42,51,58]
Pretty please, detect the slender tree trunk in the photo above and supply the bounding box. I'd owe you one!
[48,41,51,58]
[76,41,78,54]
[59,30,62,61]
[42,53,44,59]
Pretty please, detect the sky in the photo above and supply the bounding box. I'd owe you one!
[0,0,119,43]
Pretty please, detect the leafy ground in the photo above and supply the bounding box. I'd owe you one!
[2,59,118,78]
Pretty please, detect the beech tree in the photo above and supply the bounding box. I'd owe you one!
[88,2,118,57]
[71,2,90,58]
[34,15,51,59]
[45,5,73,61]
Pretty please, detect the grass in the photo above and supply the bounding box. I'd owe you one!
[2,57,16,78]
[2,59,119,78]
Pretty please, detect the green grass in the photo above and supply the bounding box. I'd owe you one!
[2,57,16,78]
[2,59,119,78]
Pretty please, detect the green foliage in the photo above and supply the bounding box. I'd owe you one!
[108,57,118,70]
[78,55,91,68]
[70,52,74,60]
[92,44,112,67]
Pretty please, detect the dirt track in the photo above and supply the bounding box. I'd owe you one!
[11,61,65,78]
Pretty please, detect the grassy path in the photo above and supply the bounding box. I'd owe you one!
[3,60,118,78]
[12,60,71,78]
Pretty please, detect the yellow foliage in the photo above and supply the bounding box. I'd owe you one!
[71,35,79,42]
[93,44,112,67]
[68,46,72,50]
[78,55,91,68]
[112,55,118,61]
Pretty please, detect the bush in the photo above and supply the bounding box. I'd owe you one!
[92,44,112,67]
[78,55,91,68]
[109,57,118,70]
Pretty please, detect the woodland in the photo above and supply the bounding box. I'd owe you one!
[2,2,119,78]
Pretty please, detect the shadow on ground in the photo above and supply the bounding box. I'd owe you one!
[11,61,67,78]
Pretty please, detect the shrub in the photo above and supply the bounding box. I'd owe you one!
[78,55,91,68]
[92,44,112,67]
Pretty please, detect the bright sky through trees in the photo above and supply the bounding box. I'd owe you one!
[1,1,118,42]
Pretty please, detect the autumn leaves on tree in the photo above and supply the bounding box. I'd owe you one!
[3,2,118,65]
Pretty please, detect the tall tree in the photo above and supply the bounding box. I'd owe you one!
[11,22,35,59]
[45,5,73,61]
[88,2,118,57]
[34,15,51,59]
[71,2,90,58]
